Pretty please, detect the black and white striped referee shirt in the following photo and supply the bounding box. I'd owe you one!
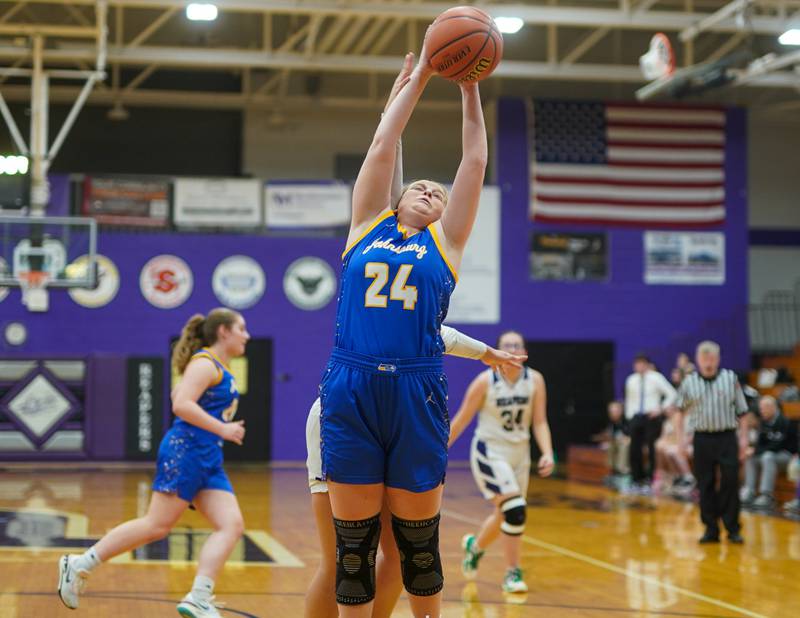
[676,369,748,432]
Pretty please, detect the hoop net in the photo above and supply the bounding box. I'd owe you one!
[19,270,50,312]
[640,33,676,81]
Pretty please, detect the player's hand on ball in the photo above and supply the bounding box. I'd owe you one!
[221,420,246,445]
[386,52,414,109]
[537,453,554,477]
[481,347,527,372]
[417,26,435,76]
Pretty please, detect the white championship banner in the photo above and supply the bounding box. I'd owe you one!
[264,182,351,229]
[446,186,501,324]
[174,178,262,228]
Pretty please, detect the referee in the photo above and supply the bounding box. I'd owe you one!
[675,341,749,544]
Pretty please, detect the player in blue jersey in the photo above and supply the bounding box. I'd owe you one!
[57,309,249,618]
[319,33,488,617]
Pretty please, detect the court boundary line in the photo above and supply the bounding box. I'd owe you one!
[442,507,767,618]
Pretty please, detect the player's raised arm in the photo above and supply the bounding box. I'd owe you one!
[349,48,434,235]
[438,83,488,257]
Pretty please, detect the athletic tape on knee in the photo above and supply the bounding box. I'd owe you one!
[333,513,381,605]
[500,496,527,536]
[391,513,444,597]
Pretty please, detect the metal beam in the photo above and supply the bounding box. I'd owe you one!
[277,21,311,53]
[333,16,370,54]
[736,48,800,83]
[703,31,746,63]
[127,7,177,48]
[123,62,157,91]
[0,2,28,24]
[680,0,752,41]
[0,42,792,87]
[351,17,390,55]
[305,14,322,57]
[1,0,791,35]
[0,23,97,37]
[562,27,611,65]
[370,17,405,55]
[0,83,464,111]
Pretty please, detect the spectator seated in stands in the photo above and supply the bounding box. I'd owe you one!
[675,352,695,381]
[654,408,695,497]
[740,395,798,509]
[592,401,630,484]
[784,455,800,515]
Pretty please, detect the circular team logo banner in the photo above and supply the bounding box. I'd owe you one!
[283,256,336,311]
[67,255,120,308]
[212,255,266,309]
[140,255,193,309]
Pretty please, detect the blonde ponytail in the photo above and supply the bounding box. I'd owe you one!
[172,314,207,375]
[171,308,241,375]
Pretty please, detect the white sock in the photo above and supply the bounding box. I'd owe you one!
[191,575,215,602]
[73,547,101,573]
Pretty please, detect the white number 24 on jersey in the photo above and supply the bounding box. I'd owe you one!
[364,262,418,310]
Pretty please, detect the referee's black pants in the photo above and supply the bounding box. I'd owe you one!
[629,413,663,483]
[693,430,740,536]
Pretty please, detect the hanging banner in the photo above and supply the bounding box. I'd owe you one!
[446,186,501,324]
[644,231,725,285]
[82,176,170,227]
[174,178,262,228]
[264,182,351,229]
[530,232,608,281]
[125,357,164,460]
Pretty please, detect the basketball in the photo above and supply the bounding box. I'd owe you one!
[426,6,504,83]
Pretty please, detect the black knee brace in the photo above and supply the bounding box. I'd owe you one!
[333,513,381,605]
[391,513,444,597]
[500,496,527,536]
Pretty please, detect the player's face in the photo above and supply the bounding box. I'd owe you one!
[224,317,250,357]
[397,181,447,228]
[498,332,525,354]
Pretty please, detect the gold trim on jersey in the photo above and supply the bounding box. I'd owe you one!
[193,348,228,386]
[342,209,395,259]
[427,223,459,282]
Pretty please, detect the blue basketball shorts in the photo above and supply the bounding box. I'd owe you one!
[152,427,234,503]
[319,348,450,493]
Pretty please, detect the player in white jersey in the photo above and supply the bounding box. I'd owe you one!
[305,324,526,618]
[449,330,554,594]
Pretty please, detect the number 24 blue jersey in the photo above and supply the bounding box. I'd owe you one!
[334,210,458,359]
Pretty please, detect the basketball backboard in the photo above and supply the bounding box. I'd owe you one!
[0,215,98,311]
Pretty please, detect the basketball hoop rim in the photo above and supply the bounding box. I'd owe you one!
[18,270,50,289]
[653,32,676,77]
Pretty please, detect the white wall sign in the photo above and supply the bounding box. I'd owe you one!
[446,186,501,324]
[644,232,725,285]
[265,183,351,229]
[174,178,262,228]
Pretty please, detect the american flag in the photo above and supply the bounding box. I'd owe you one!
[530,100,726,227]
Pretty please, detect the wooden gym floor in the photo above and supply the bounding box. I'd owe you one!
[0,464,797,617]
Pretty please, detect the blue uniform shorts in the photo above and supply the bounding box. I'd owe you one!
[319,348,450,493]
[152,427,234,503]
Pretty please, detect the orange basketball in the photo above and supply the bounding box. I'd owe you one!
[426,6,504,83]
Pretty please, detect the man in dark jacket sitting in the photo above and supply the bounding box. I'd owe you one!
[740,395,798,509]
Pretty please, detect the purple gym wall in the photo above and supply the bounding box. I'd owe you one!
[0,98,749,462]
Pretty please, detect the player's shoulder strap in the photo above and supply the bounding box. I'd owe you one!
[191,348,225,386]
[342,208,395,259]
